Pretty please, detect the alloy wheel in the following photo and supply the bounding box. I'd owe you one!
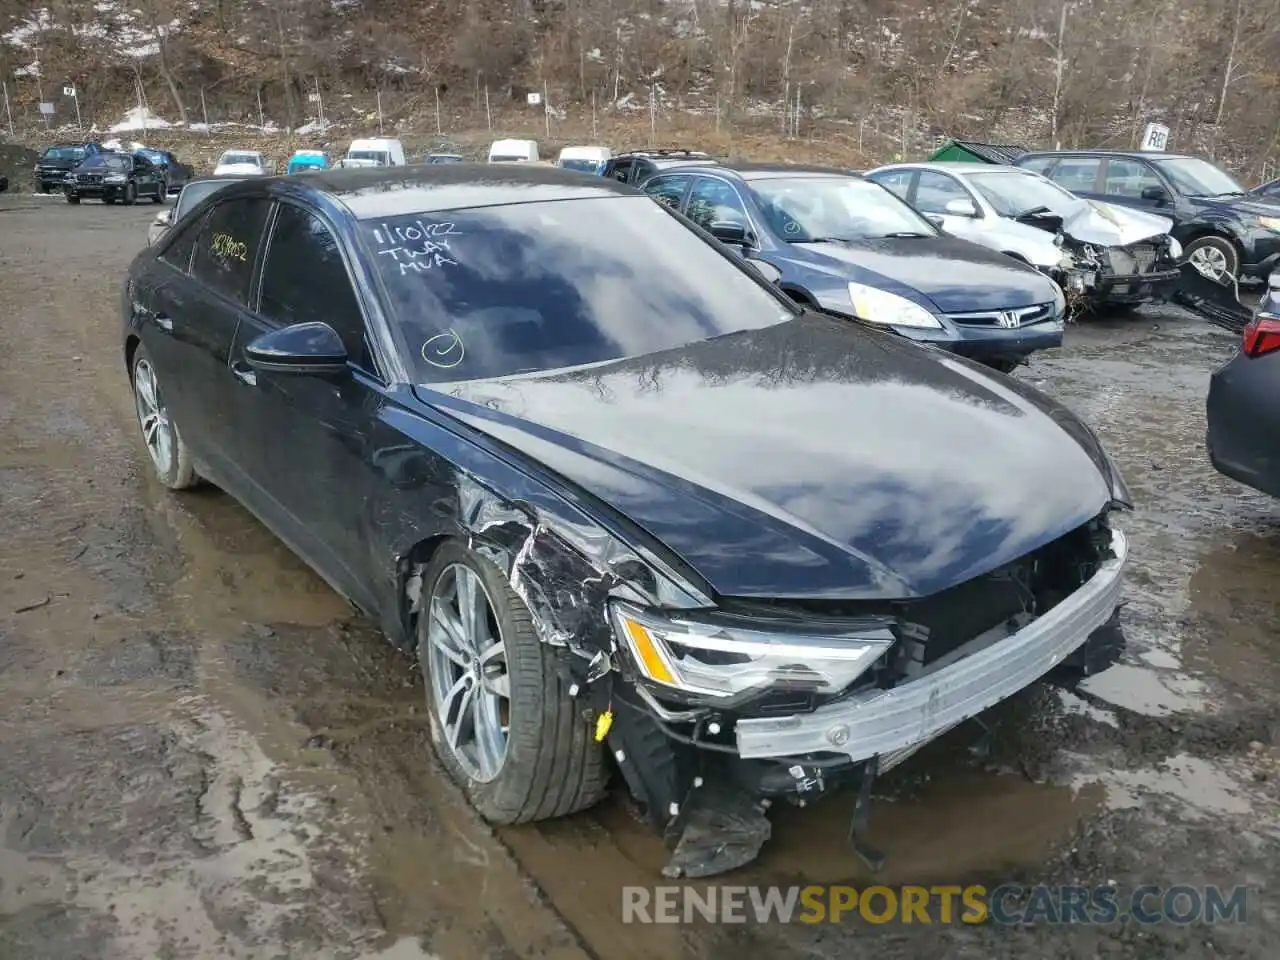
[1189,243,1230,282]
[425,563,512,783]
[132,358,174,473]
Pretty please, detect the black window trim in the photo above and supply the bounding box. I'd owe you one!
[156,208,213,275]
[252,197,389,384]
[1100,155,1175,200]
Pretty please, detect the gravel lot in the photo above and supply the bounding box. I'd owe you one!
[2,195,1278,960]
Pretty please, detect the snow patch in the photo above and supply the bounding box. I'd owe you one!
[109,107,173,133]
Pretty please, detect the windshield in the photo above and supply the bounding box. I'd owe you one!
[362,196,794,383]
[966,170,1085,217]
[750,176,938,241]
[176,179,238,218]
[1152,157,1244,197]
[102,155,131,172]
[348,151,389,163]
[43,146,86,162]
[219,153,260,166]
[559,158,603,173]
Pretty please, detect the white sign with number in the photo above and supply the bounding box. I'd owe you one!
[526,91,542,106]
[63,85,75,97]
[38,102,54,115]
[307,92,321,103]
[1140,122,1170,152]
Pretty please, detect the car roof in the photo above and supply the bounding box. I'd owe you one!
[1017,149,1196,161]
[283,163,639,218]
[873,161,1033,174]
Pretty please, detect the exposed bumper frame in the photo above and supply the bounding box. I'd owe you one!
[734,527,1128,762]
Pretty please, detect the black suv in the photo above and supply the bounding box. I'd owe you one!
[33,142,104,192]
[1014,149,1280,282]
[65,151,167,205]
[136,148,194,194]
[602,149,718,186]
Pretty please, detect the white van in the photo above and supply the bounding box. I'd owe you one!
[487,139,540,164]
[340,138,406,168]
[555,145,611,174]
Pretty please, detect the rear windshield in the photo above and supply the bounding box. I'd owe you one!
[489,155,526,163]
[43,146,87,161]
[558,158,603,173]
[176,179,238,218]
[348,150,389,163]
[361,196,794,383]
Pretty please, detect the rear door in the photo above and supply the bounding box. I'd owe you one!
[168,196,274,484]
[1041,155,1105,202]
[226,200,384,608]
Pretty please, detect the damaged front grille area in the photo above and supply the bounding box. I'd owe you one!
[1106,242,1161,277]
[712,511,1115,713]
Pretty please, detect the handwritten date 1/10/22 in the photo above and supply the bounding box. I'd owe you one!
[210,232,248,263]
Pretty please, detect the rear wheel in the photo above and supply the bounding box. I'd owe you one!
[1185,235,1239,282]
[153,179,166,202]
[130,345,198,490]
[417,540,607,824]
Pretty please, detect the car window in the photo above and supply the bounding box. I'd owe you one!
[913,171,972,214]
[190,198,272,304]
[158,211,209,274]
[1046,157,1101,193]
[361,196,794,383]
[1017,156,1057,176]
[644,176,689,210]
[685,178,750,230]
[259,204,370,369]
[175,179,239,219]
[607,159,632,183]
[752,175,937,241]
[43,146,87,162]
[868,169,913,200]
[1150,157,1245,198]
[1103,158,1164,199]
[966,170,1086,217]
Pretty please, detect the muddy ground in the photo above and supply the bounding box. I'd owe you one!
[1,195,1278,960]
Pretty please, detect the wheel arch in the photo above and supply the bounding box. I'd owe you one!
[124,333,141,376]
[780,284,817,305]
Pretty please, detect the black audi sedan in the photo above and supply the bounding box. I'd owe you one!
[642,163,1066,372]
[1207,271,1280,498]
[122,165,1130,877]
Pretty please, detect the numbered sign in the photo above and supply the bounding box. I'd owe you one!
[1140,122,1170,153]
[62,85,76,97]
[526,92,542,106]
[38,102,54,115]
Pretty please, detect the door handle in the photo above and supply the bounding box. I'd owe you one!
[230,361,258,387]
[153,313,173,333]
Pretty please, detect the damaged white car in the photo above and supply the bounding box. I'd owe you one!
[866,162,1182,308]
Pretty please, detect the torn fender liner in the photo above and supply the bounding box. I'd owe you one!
[661,780,772,880]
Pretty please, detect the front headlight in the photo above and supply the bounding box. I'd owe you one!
[1167,236,1183,259]
[1051,282,1067,316]
[1259,216,1280,233]
[610,602,896,700]
[847,282,941,329]
[104,174,127,183]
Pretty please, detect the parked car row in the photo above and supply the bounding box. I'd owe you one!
[34,140,192,198]
[121,162,1133,881]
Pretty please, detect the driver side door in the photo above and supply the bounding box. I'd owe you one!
[912,170,984,242]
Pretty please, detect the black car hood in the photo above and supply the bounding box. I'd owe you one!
[418,315,1113,601]
[790,235,1057,313]
[1190,195,1280,218]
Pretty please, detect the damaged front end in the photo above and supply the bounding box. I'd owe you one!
[602,511,1128,879]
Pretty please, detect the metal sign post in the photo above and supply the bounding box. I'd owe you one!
[63,85,81,134]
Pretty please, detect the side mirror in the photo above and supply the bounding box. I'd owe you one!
[746,258,782,285]
[1141,185,1170,203]
[245,322,349,376]
[944,198,978,217]
[924,213,945,229]
[710,220,752,246]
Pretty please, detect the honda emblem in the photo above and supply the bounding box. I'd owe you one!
[997,311,1020,328]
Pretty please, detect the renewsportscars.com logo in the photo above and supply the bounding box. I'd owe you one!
[621,884,1250,926]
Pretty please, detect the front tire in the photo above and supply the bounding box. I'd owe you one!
[153,179,166,202]
[123,183,137,206]
[1185,235,1240,282]
[130,345,198,490]
[417,540,607,824]
[65,193,80,204]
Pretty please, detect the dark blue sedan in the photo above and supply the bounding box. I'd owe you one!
[642,163,1066,371]
[120,164,1128,878]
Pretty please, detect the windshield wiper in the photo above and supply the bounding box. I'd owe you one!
[793,236,854,244]
[1014,205,1053,218]
[881,231,933,238]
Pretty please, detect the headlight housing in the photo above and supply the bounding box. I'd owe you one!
[1167,236,1183,259]
[104,174,127,183]
[847,282,941,329]
[1258,216,1280,233]
[610,602,896,700]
